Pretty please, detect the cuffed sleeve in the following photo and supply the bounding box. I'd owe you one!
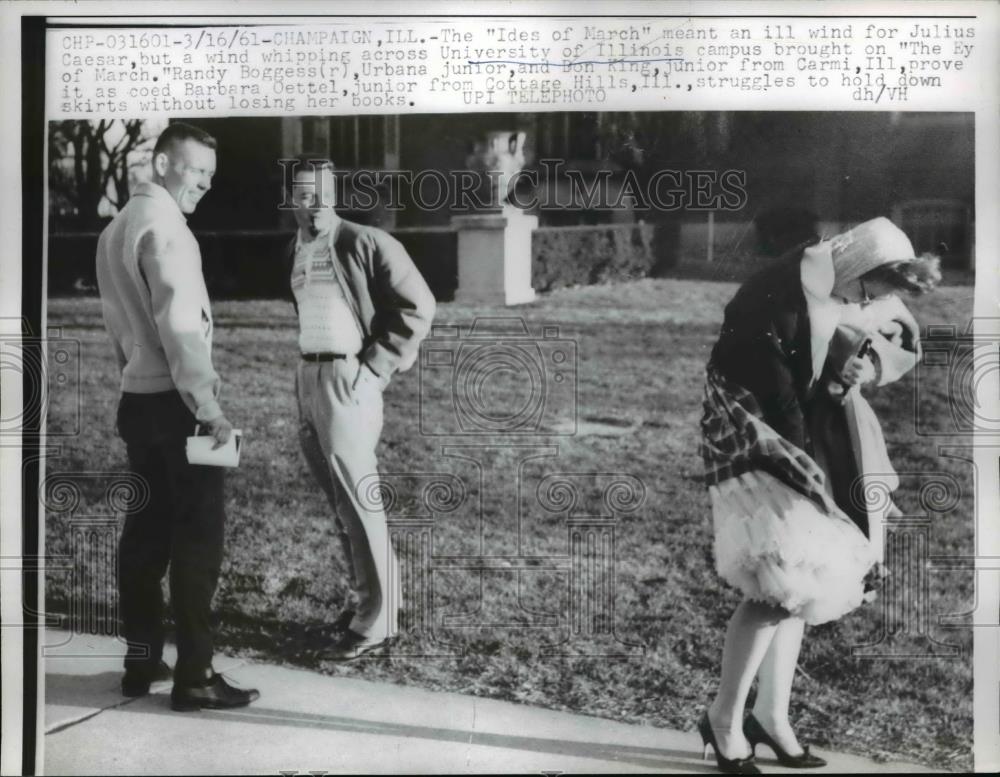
[138,228,223,422]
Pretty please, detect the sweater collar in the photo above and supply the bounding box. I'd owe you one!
[294,212,342,252]
[132,181,185,218]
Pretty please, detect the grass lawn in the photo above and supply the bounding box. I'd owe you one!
[44,277,975,771]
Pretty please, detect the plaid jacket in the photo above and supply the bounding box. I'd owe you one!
[700,257,837,513]
[700,366,837,514]
[708,258,816,451]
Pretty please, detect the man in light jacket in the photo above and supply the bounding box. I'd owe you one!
[282,154,436,660]
[96,122,259,711]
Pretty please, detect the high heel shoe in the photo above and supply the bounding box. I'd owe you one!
[744,713,827,768]
[697,712,761,774]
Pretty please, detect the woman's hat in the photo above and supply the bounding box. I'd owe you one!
[828,217,916,285]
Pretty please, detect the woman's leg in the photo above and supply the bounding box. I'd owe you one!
[708,598,787,759]
[751,615,806,755]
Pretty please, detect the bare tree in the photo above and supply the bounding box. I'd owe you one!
[49,119,153,230]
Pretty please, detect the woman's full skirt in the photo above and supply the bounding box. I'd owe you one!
[709,469,877,625]
[701,365,878,625]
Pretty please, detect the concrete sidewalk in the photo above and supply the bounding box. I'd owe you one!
[42,629,933,775]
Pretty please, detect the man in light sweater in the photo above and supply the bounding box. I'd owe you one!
[283,155,436,660]
[96,122,259,711]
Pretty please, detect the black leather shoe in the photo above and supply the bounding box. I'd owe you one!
[121,660,172,698]
[170,673,260,712]
[744,714,827,768]
[697,712,761,774]
[326,629,392,662]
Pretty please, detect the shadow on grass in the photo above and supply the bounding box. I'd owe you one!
[214,610,356,668]
[39,604,354,674]
[43,287,977,772]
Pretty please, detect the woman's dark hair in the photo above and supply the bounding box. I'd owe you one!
[861,253,942,295]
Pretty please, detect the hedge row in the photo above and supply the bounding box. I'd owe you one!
[531,223,655,292]
[47,220,762,300]
[47,230,459,300]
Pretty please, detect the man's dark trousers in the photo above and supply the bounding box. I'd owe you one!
[116,390,225,686]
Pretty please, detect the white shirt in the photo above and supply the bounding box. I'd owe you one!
[291,230,364,355]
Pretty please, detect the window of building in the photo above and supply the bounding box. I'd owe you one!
[535,112,602,160]
[329,116,389,168]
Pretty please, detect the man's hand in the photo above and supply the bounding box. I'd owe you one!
[840,355,876,387]
[205,414,233,449]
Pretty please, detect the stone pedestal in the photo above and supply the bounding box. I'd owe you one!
[452,207,537,306]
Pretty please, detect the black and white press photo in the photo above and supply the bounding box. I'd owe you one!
[38,106,979,773]
[3,5,998,776]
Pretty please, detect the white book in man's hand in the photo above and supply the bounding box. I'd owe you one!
[186,428,243,467]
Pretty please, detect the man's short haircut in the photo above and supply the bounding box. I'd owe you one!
[294,151,335,169]
[287,151,336,190]
[153,122,218,157]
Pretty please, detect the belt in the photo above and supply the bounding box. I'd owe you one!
[301,352,349,362]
